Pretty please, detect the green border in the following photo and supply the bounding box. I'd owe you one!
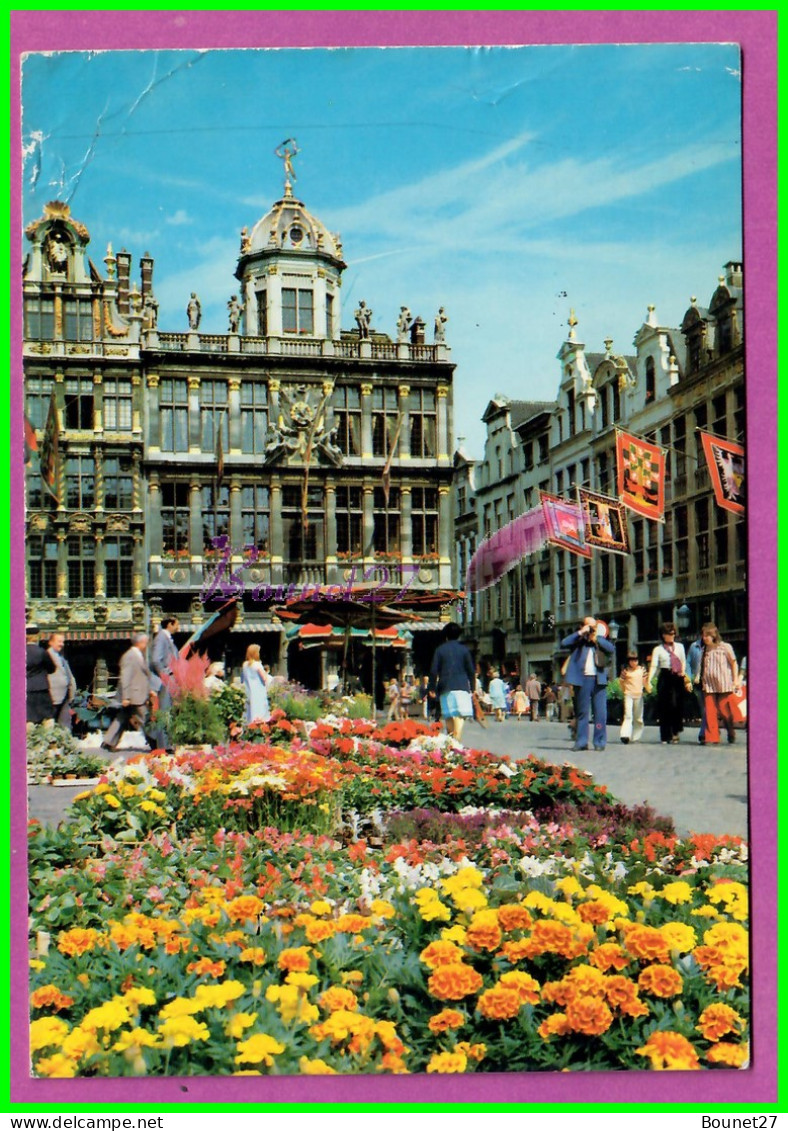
[5,3,782,1116]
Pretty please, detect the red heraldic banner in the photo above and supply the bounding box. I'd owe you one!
[540,492,592,558]
[700,430,745,515]
[39,390,59,500]
[616,429,666,520]
[578,487,631,555]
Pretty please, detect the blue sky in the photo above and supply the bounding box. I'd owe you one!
[21,44,742,453]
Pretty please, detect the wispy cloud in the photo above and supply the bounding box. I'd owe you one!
[166,208,192,226]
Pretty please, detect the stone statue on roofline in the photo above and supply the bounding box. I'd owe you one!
[227,294,244,333]
[355,300,372,339]
[396,306,413,342]
[187,292,201,330]
[434,306,448,344]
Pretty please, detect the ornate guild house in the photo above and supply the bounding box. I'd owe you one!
[23,160,456,689]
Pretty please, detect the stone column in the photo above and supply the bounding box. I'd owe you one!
[147,472,163,558]
[325,484,338,566]
[56,530,68,598]
[146,374,160,451]
[131,374,143,436]
[132,532,144,599]
[400,485,413,561]
[362,485,375,559]
[189,478,203,557]
[188,376,201,453]
[229,479,243,555]
[436,384,450,461]
[398,384,411,461]
[270,482,283,584]
[93,444,104,514]
[131,450,143,515]
[228,377,242,454]
[321,379,335,434]
[438,485,452,586]
[94,531,106,597]
[93,372,104,436]
[268,377,281,429]
[360,382,373,459]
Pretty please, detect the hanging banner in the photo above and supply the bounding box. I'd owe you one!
[578,487,631,555]
[700,430,745,515]
[540,491,592,558]
[39,390,59,500]
[616,428,666,520]
[465,506,548,593]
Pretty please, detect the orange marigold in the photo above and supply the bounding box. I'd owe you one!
[456,1041,486,1062]
[623,926,670,963]
[476,985,523,1021]
[319,986,359,1014]
[277,946,312,973]
[305,920,336,944]
[334,914,371,935]
[499,939,533,964]
[565,964,607,997]
[30,985,75,1012]
[419,940,466,969]
[577,901,613,926]
[604,975,642,1008]
[498,971,540,1005]
[186,958,226,979]
[541,979,577,1008]
[589,943,631,973]
[427,1009,465,1034]
[496,904,534,932]
[538,1012,571,1041]
[427,963,484,1001]
[465,920,502,953]
[705,1042,749,1068]
[637,964,684,998]
[636,1031,701,1070]
[57,928,101,957]
[696,1003,747,1042]
[565,995,613,1036]
[225,895,264,923]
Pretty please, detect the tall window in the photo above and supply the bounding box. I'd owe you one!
[567,388,575,436]
[161,482,190,554]
[600,386,609,429]
[334,387,361,456]
[557,552,566,606]
[103,456,133,510]
[283,485,323,561]
[201,484,231,552]
[103,378,133,431]
[282,287,314,334]
[66,456,95,510]
[160,379,189,452]
[715,513,729,566]
[695,498,710,570]
[26,470,45,510]
[555,469,563,496]
[25,376,52,430]
[200,381,229,452]
[104,536,134,597]
[67,536,95,597]
[600,554,610,592]
[645,357,656,401]
[647,520,658,578]
[612,383,621,422]
[538,433,549,464]
[411,487,438,556]
[325,293,334,337]
[569,563,578,603]
[372,388,399,457]
[25,294,55,339]
[409,390,436,458]
[660,426,672,482]
[633,520,645,581]
[63,298,93,341]
[373,486,401,555]
[27,535,58,598]
[241,485,270,553]
[64,378,93,430]
[256,291,267,337]
[733,385,746,443]
[335,486,364,556]
[582,561,591,601]
[241,382,268,454]
[580,458,590,487]
[712,394,727,436]
[523,441,534,471]
[675,504,688,574]
[662,512,673,577]
[673,415,686,479]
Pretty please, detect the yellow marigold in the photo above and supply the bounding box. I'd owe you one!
[265,984,319,1026]
[555,876,585,900]
[476,985,522,1021]
[319,986,359,1013]
[419,939,465,969]
[465,910,502,952]
[299,1056,337,1074]
[57,928,101,957]
[334,913,371,934]
[305,920,337,944]
[707,882,749,921]
[30,985,75,1012]
[103,794,121,809]
[638,964,684,998]
[157,1015,210,1047]
[30,1016,70,1052]
[496,904,534,932]
[523,891,558,914]
[657,880,693,905]
[239,947,267,966]
[426,1050,468,1074]
[193,981,245,1010]
[705,1042,749,1068]
[34,1053,77,1078]
[310,1010,376,1054]
[375,1020,407,1055]
[703,920,749,956]
[696,1003,747,1042]
[112,1027,161,1052]
[441,925,468,945]
[148,787,167,801]
[61,1026,101,1061]
[371,899,395,920]
[582,886,629,918]
[415,886,439,903]
[285,972,319,990]
[234,1032,285,1066]
[660,922,697,953]
[623,925,670,963]
[628,880,655,898]
[29,959,45,971]
[81,1000,132,1033]
[378,1051,410,1074]
[691,904,723,921]
[419,899,452,923]
[456,1041,486,1063]
[565,964,607,997]
[427,963,484,1001]
[340,969,364,986]
[277,946,313,972]
[565,995,613,1036]
[225,895,264,923]
[428,1008,465,1034]
[538,1012,570,1041]
[122,986,156,1010]
[498,971,540,1004]
[441,866,484,895]
[310,899,333,915]
[225,1012,258,1039]
[589,943,630,972]
[452,887,489,913]
[635,1030,701,1070]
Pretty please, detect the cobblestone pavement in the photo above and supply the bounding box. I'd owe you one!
[26,719,749,841]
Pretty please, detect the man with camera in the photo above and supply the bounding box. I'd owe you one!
[560,616,616,751]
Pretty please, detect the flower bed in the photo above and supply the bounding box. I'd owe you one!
[27,709,749,1077]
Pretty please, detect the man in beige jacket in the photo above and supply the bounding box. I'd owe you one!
[102,632,153,752]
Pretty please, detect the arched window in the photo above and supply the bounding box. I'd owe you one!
[645,357,656,402]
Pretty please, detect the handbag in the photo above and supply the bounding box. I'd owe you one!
[594,643,612,671]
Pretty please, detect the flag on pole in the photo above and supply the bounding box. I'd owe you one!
[700,431,745,515]
[381,409,405,507]
[24,416,38,466]
[578,487,630,555]
[540,491,592,558]
[39,391,59,500]
[616,429,666,520]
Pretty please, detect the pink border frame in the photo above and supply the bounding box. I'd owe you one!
[10,10,777,1107]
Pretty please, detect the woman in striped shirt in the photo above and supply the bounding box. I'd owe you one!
[646,621,688,744]
[699,622,741,745]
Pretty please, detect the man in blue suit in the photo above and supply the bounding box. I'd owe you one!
[149,615,180,750]
[560,616,616,751]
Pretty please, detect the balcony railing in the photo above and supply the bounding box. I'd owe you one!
[147,331,444,363]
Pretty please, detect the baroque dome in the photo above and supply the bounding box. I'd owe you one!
[241,184,346,267]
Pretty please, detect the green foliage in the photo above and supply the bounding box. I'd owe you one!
[346,693,374,719]
[159,693,227,746]
[26,724,107,782]
[211,682,247,731]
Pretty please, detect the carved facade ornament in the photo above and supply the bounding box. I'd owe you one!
[68,513,93,534]
[147,374,160,388]
[262,382,343,468]
[27,343,52,355]
[106,514,131,532]
[105,346,129,357]
[28,513,49,533]
[102,301,129,338]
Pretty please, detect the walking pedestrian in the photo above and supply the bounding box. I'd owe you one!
[698,622,741,745]
[560,616,616,751]
[428,622,475,741]
[619,651,646,744]
[645,622,687,745]
[525,672,542,721]
[385,678,401,722]
[512,684,529,720]
[241,644,271,723]
[150,615,180,750]
[543,684,557,722]
[26,623,55,726]
[102,633,155,751]
[487,669,508,722]
[686,631,707,744]
[46,632,77,731]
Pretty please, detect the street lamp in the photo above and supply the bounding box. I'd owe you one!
[607,618,620,643]
[676,603,691,633]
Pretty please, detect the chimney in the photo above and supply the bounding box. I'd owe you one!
[116,250,131,314]
[725,260,743,289]
[140,252,154,299]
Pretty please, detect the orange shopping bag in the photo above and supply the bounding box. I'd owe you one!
[728,683,747,725]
